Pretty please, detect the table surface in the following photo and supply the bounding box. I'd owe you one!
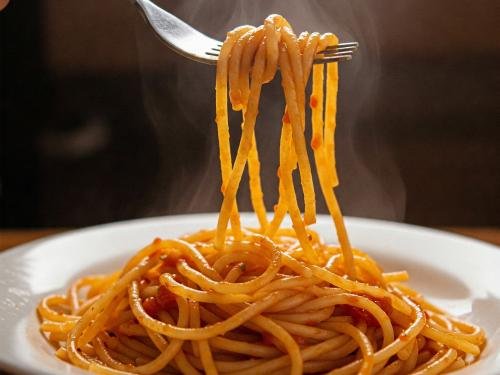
[0,226,499,252]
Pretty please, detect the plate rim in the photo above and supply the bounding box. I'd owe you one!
[1,213,498,259]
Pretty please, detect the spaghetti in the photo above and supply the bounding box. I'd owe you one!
[38,15,485,375]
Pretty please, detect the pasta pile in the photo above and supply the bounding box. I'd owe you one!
[38,15,485,375]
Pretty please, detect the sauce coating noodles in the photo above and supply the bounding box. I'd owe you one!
[38,15,485,375]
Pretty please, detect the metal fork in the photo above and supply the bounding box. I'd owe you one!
[133,0,358,65]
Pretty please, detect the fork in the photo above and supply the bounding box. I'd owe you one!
[133,0,358,65]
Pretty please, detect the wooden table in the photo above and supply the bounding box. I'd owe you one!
[0,227,499,252]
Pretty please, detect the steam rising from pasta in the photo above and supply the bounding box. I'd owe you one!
[135,0,406,221]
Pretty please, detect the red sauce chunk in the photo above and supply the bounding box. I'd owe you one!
[399,332,409,342]
[157,285,177,310]
[282,111,290,124]
[379,298,393,315]
[142,297,161,318]
[149,249,162,259]
[292,334,306,345]
[346,295,359,304]
[338,295,393,327]
[310,136,321,150]
[309,94,318,109]
[364,295,393,316]
[261,332,275,346]
[161,251,184,268]
[340,304,379,327]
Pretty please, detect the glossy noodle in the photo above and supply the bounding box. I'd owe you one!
[38,15,485,375]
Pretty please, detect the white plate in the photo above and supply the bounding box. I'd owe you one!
[0,214,499,374]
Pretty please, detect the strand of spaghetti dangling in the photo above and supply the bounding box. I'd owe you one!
[265,135,289,238]
[228,26,269,232]
[215,16,355,274]
[297,29,356,277]
[223,16,313,247]
[241,15,318,262]
[265,26,355,275]
[215,16,291,248]
[263,15,314,217]
[261,17,318,264]
[215,26,253,241]
[265,29,312,239]
[280,25,317,227]
[310,33,356,278]
[254,16,296,239]
[214,41,268,250]
[262,15,291,239]
[278,41,319,264]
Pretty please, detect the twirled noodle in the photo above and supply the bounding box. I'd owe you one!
[38,14,485,375]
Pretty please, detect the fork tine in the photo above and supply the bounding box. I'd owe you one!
[321,46,357,54]
[206,50,355,62]
[209,41,357,55]
[207,39,358,61]
[317,50,353,58]
[317,51,354,60]
[324,42,359,50]
[313,54,352,64]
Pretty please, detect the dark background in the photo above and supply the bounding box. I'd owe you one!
[1,0,499,228]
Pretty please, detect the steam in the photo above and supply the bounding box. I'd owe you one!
[134,0,406,221]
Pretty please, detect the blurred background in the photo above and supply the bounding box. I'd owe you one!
[1,0,499,229]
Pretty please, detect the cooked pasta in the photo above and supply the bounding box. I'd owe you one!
[38,14,485,375]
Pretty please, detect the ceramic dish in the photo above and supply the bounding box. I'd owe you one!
[0,214,499,374]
